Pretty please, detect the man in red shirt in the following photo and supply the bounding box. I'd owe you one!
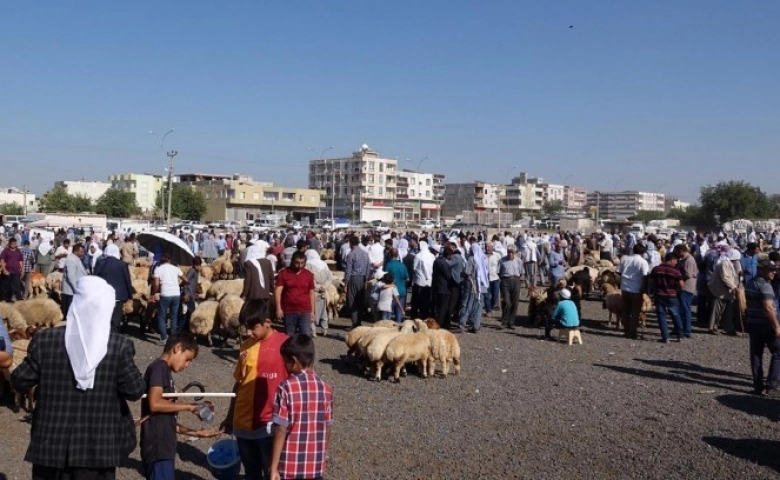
[0,238,25,302]
[275,251,316,336]
[648,252,685,343]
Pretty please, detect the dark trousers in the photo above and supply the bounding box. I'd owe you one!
[486,279,500,312]
[447,284,461,325]
[3,273,22,301]
[748,323,780,393]
[143,460,175,480]
[237,436,273,480]
[434,292,451,327]
[33,465,116,480]
[110,301,124,332]
[621,291,644,338]
[61,293,74,319]
[500,277,521,327]
[347,275,367,327]
[284,312,312,336]
[709,297,735,333]
[696,290,711,325]
[412,284,432,318]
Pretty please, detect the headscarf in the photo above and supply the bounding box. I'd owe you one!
[64,276,116,390]
[89,244,103,269]
[38,241,52,257]
[245,240,268,261]
[471,243,490,294]
[397,238,409,261]
[105,244,120,259]
[305,249,328,271]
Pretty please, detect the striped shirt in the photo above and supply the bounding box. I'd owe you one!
[21,247,35,273]
[344,247,371,283]
[745,277,775,325]
[649,264,682,297]
[272,369,334,479]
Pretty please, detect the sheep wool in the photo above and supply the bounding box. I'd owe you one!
[189,300,220,346]
[14,298,63,328]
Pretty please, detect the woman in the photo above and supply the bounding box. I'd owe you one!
[459,243,489,333]
[87,242,103,274]
[305,249,333,337]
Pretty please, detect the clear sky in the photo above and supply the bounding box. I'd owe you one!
[2,1,778,202]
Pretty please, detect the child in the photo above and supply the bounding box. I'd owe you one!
[270,334,334,480]
[377,272,404,321]
[140,333,222,480]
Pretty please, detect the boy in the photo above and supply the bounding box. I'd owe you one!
[221,299,289,479]
[377,272,404,321]
[141,333,221,480]
[270,334,334,480]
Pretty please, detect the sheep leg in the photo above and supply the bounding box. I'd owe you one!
[417,359,428,378]
[372,360,383,381]
[391,362,404,383]
[441,356,450,378]
[427,357,437,378]
[452,356,461,375]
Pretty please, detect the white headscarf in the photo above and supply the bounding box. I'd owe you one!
[305,249,328,271]
[105,244,120,259]
[89,244,103,269]
[397,238,409,260]
[246,240,268,261]
[38,241,52,257]
[471,244,490,294]
[64,276,116,391]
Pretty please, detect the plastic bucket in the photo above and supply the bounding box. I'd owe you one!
[206,438,241,480]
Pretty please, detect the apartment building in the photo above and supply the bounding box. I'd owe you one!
[109,173,164,212]
[54,180,112,203]
[586,191,666,220]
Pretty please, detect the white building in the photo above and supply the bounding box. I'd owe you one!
[308,144,399,222]
[0,187,36,213]
[586,191,666,220]
[109,173,164,213]
[395,170,444,222]
[54,180,112,203]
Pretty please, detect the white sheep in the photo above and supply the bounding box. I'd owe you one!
[14,298,64,327]
[45,271,63,300]
[1,339,34,412]
[189,300,220,346]
[0,303,27,332]
[383,327,433,383]
[198,278,212,301]
[363,320,415,381]
[345,326,374,357]
[217,294,244,346]
[414,319,461,378]
[207,279,244,300]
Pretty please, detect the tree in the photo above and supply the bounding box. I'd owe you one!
[95,188,140,218]
[668,205,709,227]
[629,210,665,224]
[769,194,780,218]
[541,200,564,218]
[71,194,93,213]
[39,185,73,213]
[156,185,207,221]
[699,181,772,224]
[0,203,24,215]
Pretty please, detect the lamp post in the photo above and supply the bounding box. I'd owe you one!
[309,146,335,221]
[165,151,177,228]
[150,128,174,222]
[499,166,518,230]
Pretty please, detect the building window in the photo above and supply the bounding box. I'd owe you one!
[367,187,374,195]
[378,187,383,195]
[298,195,303,201]
[253,192,259,200]
[410,189,415,197]
[369,174,374,182]
[368,162,374,171]
[240,192,246,200]
[378,175,383,184]
[379,163,384,172]
[426,191,431,198]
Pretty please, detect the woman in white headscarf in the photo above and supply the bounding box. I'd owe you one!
[459,243,489,333]
[397,238,409,263]
[305,249,333,337]
[88,242,103,273]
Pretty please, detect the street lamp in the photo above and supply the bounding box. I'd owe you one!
[499,166,518,230]
[150,128,174,222]
[309,146,335,221]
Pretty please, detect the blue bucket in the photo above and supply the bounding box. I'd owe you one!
[206,438,241,480]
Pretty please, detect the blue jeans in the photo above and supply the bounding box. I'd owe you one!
[678,291,694,337]
[381,310,393,320]
[157,295,181,340]
[655,296,683,340]
[237,436,273,480]
[486,279,500,311]
[284,312,312,336]
[392,296,406,323]
[144,460,175,480]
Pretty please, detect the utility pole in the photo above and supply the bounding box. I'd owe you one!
[22,185,27,216]
[166,150,178,228]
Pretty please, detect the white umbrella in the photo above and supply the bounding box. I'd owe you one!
[136,232,194,266]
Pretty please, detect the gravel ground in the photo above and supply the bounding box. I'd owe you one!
[2,296,780,480]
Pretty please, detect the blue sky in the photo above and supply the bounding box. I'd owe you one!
[2,1,778,202]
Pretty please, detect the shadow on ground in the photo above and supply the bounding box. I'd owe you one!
[716,394,780,421]
[594,358,750,393]
[702,436,780,473]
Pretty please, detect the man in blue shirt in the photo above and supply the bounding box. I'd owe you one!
[0,317,12,368]
[548,241,567,286]
[545,288,580,338]
[742,243,759,286]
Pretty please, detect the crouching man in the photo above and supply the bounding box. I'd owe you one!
[545,288,580,339]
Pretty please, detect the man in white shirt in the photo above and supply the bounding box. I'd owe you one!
[484,242,502,315]
[368,235,385,272]
[617,244,650,339]
[54,239,71,272]
[599,233,614,262]
[412,241,435,317]
[152,255,188,344]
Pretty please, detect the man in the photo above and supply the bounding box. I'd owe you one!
[344,236,371,329]
[742,242,759,285]
[568,236,584,267]
[745,259,780,396]
[54,239,71,272]
[62,244,87,318]
[368,234,385,274]
[707,248,741,335]
[648,252,684,343]
[187,234,199,257]
[447,243,466,326]
[153,255,188,344]
[120,233,138,265]
[0,238,24,302]
[599,233,613,262]
[548,241,567,286]
[498,245,524,329]
[674,244,698,338]
[242,240,275,303]
[275,250,316,336]
[484,242,502,315]
[20,239,35,299]
[522,237,539,287]
[411,241,435,318]
[94,244,136,332]
[11,276,146,480]
[432,244,453,328]
[618,244,650,339]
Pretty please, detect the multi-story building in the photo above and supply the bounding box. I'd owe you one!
[0,187,36,213]
[586,191,666,220]
[309,144,400,222]
[394,170,445,223]
[109,173,164,213]
[564,186,587,212]
[54,180,112,203]
[441,182,502,217]
[664,196,690,214]
[180,173,322,223]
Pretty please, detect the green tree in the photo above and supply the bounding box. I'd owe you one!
[71,194,93,213]
[0,203,24,215]
[769,194,780,218]
[39,185,73,213]
[156,185,207,221]
[699,181,772,224]
[541,199,564,218]
[95,188,140,218]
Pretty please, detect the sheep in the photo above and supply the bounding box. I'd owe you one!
[45,271,63,300]
[324,284,341,324]
[14,298,64,327]
[212,250,233,279]
[130,266,150,282]
[601,283,623,329]
[526,286,549,327]
[132,278,151,298]
[363,320,415,381]
[321,248,335,261]
[189,300,220,346]
[29,271,48,298]
[200,265,215,282]
[384,325,433,382]
[122,297,147,326]
[0,303,27,332]
[1,338,34,413]
[414,319,461,378]
[197,278,212,301]
[217,294,244,346]
[345,326,374,357]
[134,257,152,267]
[207,279,244,300]
[373,319,399,328]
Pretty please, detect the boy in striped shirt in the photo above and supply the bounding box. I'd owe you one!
[270,335,333,480]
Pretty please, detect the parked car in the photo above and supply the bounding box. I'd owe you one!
[371,220,390,232]
[419,219,437,230]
